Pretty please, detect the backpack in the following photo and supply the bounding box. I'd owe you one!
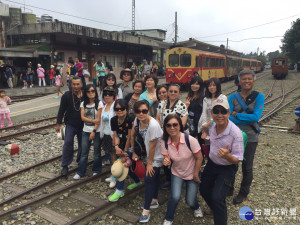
[234,91,261,133]
[134,120,146,157]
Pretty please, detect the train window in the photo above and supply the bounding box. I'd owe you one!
[169,54,179,67]
[180,54,191,67]
[220,59,224,67]
[216,58,220,67]
[196,56,199,67]
[210,58,216,67]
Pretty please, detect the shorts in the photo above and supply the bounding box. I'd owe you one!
[102,135,115,155]
[56,86,61,92]
[28,74,33,82]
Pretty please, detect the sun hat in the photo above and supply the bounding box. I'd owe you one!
[211,95,229,110]
[111,159,129,181]
[50,65,55,68]
[131,160,146,179]
[120,68,133,77]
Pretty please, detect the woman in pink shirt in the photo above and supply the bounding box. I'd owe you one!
[161,114,203,225]
[37,64,46,87]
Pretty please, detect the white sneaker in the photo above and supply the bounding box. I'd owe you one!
[73,174,81,180]
[22,87,26,89]
[105,176,112,183]
[194,207,203,218]
[109,178,116,188]
[93,173,98,176]
[163,220,173,225]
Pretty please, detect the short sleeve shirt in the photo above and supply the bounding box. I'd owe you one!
[111,115,133,150]
[161,133,201,180]
[209,120,244,165]
[80,101,104,133]
[157,99,188,122]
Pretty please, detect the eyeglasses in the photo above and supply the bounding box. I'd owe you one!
[158,91,167,95]
[114,107,126,112]
[103,92,114,97]
[166,123,179,128]
[86,90,95,94]
[212,108,228,115]
[169,90,179,94]
[107,79,114,81]
[135,109,149,114]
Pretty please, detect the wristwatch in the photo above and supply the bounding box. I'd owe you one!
[93,129,96,133]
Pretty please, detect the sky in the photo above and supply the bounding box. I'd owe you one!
[2,0,300,54]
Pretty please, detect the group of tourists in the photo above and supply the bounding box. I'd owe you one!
[56,68,264,225]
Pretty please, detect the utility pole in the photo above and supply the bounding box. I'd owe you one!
[132,0,135,33]
[226,38,228,49]
[174,11,178,44]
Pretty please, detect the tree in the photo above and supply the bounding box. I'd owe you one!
[256,55,267,66]
[281,18,300,63]
[267,50,281,63]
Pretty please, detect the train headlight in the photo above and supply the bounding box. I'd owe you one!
[187,74,191,78]
[168,74,171,78]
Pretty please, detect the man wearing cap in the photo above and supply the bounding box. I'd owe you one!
[119,68,134,98]
[200,96,244,225]
[228,69,264,204]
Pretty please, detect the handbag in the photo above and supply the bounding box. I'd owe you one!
[83,69,90,78]
[134,120,146,157]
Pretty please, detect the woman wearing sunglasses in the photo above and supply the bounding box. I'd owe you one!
[99,73,123,103]
[108,99,142,202]
[161,114,203,225]
[156,83,188,128]
[125,80,146,117]
[99,87,117,188]
[131,100,163,223]
[198,77,227,139]
[73,84,104,180]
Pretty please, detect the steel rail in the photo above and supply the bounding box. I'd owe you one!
[0,116,57,132]
[265,80,276,100]
[0,168,109,218]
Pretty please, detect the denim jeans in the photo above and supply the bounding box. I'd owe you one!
[200,159,236,225]
[77,131,102,176]
[143,166,160,210]
[61,124,82,167]
[116,152,140,190]
[80,75,86,90]
[165,174,199,221]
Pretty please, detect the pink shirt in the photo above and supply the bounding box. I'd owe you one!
[75,62,84,77]
[209,120,244,165]
[161,133,201,180]
[36,67,45,78]
[55,75,61,86]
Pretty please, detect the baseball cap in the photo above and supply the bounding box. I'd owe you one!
[211,95,229,110]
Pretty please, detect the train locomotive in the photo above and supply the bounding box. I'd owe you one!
[166,47,263,86]
[271,56,288,79]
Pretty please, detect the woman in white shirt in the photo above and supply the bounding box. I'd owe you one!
[198,77,227,138]
[73,84,104,179]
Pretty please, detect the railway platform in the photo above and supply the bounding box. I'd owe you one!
[6,86,68,124]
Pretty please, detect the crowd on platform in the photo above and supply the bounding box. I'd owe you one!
[55,61,265,225]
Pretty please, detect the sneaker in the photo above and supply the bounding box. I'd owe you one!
[141,201,159,209]
[30,85,33,88]
[194,207,203,218]
[139,214,150,223]
[109,178,117,188]
[233,193,247,205]
[127,182,141,190]
[105,176,112,183]
[73,174,81,180]
[108,191,124,202]
[22,87,26,89]
[161,181,171,190]
[204,208,213,216]
[163,220,173,225]
[7,123,13,127]
[92,173,98,176]
[54,96,59,99]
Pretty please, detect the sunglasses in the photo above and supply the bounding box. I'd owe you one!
[169,90,179,94]
[166,123,179,128]
[86,90,95,94]
[158,91,167,95]
[114,107,126,112]
[135,109,149,114]
[103,92,114,97]
[212,108,228,115]
[107,79,114,81]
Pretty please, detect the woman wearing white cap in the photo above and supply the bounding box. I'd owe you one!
[37,64,46,87]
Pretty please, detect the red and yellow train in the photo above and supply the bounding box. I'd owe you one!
[166,47,263,84]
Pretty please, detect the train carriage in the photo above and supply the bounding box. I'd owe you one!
[166,47,226,84]
[241,58,251,70]
[272,57,288,78]
[226,55,242,78]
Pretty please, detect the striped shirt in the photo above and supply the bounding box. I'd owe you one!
[209,120,244,165]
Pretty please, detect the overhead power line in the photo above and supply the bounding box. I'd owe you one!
[197,14,300,39]
[3,0,132,29]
